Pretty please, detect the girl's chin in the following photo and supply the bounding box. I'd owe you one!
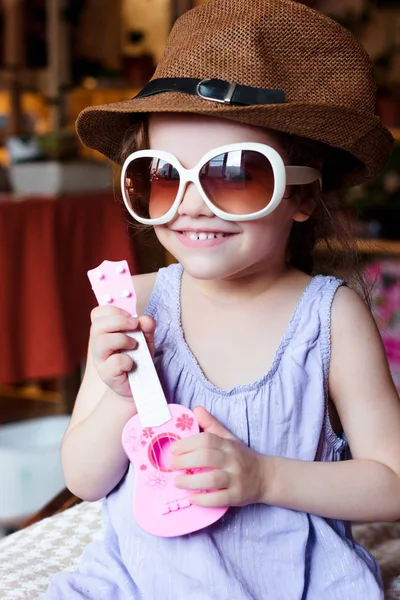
[177,255,248,281]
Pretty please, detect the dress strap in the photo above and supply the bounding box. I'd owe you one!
[319,277,344,384]
[318,277,347,453]
[144,263,182,322]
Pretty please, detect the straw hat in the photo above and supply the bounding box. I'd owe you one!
[76,0,394,188]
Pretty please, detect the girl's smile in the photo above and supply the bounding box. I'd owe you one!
[173,230,237,248]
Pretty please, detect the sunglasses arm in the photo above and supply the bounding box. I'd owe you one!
[285,166,321,187]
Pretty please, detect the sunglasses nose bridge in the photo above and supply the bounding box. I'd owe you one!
[175,165,203,203]
[181,165,199,186]
[176,169,214,218]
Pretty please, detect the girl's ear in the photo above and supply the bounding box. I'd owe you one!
[291,183,318,223]
[292,203,313,223]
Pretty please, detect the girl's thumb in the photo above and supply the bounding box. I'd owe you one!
[138,315,156,358]
[194,406,236,440]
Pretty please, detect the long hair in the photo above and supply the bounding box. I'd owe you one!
[283,134,368,301]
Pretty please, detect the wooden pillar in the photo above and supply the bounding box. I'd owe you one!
[3,0,24,136]
[46,0,70,134]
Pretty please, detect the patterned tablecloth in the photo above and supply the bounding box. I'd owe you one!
[1,501,400,599]
[0,501,102,599]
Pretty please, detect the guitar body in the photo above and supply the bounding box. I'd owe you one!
[122,404,227,537]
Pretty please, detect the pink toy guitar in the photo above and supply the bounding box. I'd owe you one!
[87,260,228,537]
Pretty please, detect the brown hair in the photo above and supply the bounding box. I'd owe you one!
[119,117,366,299]
[282,135,364,288]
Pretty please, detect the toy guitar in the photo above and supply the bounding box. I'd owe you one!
[87,260,228,537]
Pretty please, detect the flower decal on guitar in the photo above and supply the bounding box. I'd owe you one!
[176,414,194,431]
[147,472,167,489]
[185,468,203,475]
[122,429,139,453]
[140,428,155,447]
[142,427,155,439]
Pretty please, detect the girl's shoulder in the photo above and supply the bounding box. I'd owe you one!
[285,269,343,313]
[330,284,372,334]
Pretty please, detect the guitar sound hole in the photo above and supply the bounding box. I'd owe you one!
[149,433,181,472]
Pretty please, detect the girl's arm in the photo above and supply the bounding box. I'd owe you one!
[61,352,137,502]
[262,286,400,521]
[61,272,156,502]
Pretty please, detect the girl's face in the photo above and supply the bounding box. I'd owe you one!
[149,114,310,281]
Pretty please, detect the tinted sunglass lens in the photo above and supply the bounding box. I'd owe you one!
[124,157,180,220]
[200,150,274,215]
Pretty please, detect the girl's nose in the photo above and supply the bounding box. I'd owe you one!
[177,182,214,218]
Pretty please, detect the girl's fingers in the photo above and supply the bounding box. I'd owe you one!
[91,305,132,321]
[89,308,157,394]
[171,432,224,456]
[96,353,134,397]
[104,352,134,378]
[175,469,229,491]
[90,304,130,318]
[189,490,230,508]
[91,313,138,336]
[138,316,156,357]
[171,448,225,471]
[93,333,137,360]
[138,315,156,333]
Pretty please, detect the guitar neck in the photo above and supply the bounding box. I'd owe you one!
[127,329,171,428]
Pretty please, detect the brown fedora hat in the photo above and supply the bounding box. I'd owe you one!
[76,0,394,189]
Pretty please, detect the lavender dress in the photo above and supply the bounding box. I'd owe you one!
[41,263,383,599]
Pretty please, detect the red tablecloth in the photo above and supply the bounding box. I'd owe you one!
[0,193,137,384]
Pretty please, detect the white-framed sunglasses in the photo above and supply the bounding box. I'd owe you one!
[120,142,321,225]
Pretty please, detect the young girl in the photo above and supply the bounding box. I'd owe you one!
[42,0,400,598]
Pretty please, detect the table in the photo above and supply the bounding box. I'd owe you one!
[0,192,137,386]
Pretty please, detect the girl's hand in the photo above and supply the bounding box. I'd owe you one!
[89,305,156,398]
[170,406,267,508]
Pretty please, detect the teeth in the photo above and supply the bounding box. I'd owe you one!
[184,231,226,240]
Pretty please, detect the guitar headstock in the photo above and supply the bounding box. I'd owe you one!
[87,260,137,316]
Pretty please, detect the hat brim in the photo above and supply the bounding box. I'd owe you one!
[76,92,394,189]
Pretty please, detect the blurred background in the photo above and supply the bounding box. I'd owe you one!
[0,0,399,533]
